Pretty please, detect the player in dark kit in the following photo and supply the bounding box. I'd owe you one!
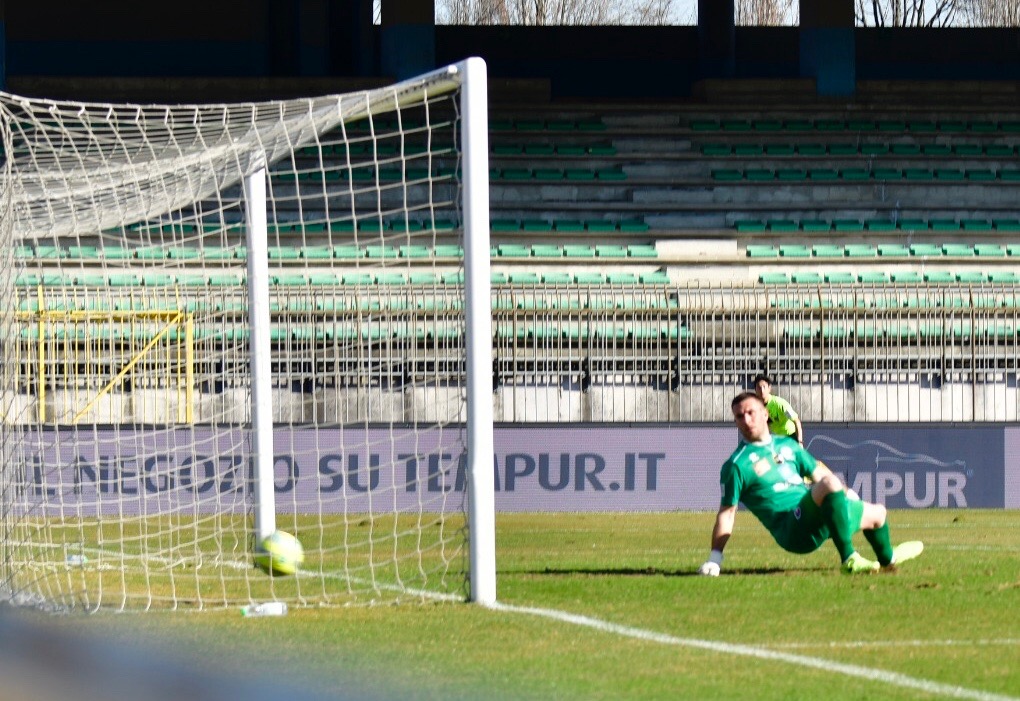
[698,391,923,576]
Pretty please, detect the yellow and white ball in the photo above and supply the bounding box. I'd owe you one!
[253,530,304,576]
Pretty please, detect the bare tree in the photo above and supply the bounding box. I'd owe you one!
[736,0,798,25]
[436,0,678,25]
[960,0,1020,25]
[855,0,964,26]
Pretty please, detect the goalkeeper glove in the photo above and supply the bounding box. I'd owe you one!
[697,549,724,576]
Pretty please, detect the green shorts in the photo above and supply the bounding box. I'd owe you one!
[771,490,864,554]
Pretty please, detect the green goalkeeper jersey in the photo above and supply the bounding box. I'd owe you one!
[719,435,816,534]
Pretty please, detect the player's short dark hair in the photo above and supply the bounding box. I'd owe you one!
[731,390,765,409]
[752,373,773,386]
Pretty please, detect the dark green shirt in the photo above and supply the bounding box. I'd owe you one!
[719,435,817,534]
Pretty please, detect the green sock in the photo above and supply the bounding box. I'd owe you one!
[822,491,856,562]
[864,521,894,566]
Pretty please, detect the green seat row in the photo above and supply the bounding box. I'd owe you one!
[494,322,690,342]
[490,219,649,234]
[702,142,1018,158]
[737,218,1020,234]
[712,166,1014,182]
[492,142,616,156]
[495,166,626,181]
[489,118,607,132]
[15,270,672,288]
[493,243,656,258]
[781,321,1019,341]
[299,142,454,158]
[748,242,1019,259]
[690,118,1020,133]
[759,270,1017,285]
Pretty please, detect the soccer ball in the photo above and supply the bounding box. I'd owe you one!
[253,530,304,576]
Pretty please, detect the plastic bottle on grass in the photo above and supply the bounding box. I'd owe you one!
[241,601,288,617]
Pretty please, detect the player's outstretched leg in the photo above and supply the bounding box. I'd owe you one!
[882,541,924,572]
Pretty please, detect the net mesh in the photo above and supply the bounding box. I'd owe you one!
[0,65,476,611]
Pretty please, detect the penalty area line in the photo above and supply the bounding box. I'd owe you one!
[489,601,1020,701]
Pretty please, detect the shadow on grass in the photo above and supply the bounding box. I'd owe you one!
[519,566,820,577]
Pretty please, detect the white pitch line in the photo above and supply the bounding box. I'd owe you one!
[490,601,1020,701]
[772,639,1020,650]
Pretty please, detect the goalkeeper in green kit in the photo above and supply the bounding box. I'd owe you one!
[698,391,923,576]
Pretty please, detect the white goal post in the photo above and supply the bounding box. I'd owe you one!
[0,58,495,611]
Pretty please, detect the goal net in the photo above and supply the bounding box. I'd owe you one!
[0,58,494,611]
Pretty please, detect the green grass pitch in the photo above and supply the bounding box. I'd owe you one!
[37,509,1020,700]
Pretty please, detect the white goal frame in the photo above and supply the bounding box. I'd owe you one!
[0,57,495,610]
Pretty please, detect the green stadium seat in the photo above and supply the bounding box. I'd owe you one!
[768,219,798,232]
[342,273,374,285]
[864,220,897,234]
[1000,169,1020,181]
[268,246,301,260]
[639,271,670,284]
[797,143,826,156]
[584,220,617,233]
[201,247,237,260]
[899,219,929,232]
[858,271,889,284]
[759,273,790,285]
[272,274,308,286]
[734,220,767,233]
[167,247,200,260]
[398,245,430,259]
[909,243,942,257]
[542,272,572,284]
[618,219,649,233]
[824,272,855,284]
[989,271,1019,283]
[553,220,586,232]
[984,144,1014,157]
[779,245,811,258]
[776,168,808,181]
[808,168,839,181]
[562,245,595,258]
[433,244,463,258]
[942,243,973,256]
[375,273,407,285]
[812,244,843,258]
[606,273,639,285]
[701,143,731,156]
[974,243,1006,257]
[594,245,627,258]
[521,219,554,232]
[746,245,778,258]
[930,219,961,232]
[923,271,955,283]
[860,143,889,156]
[800,219,830,232]
[878,244,910,257]
[308,273,340,285]
[364,245,398,259]
[833,219,865,232]
[844,244,877,258]
[627,245,658,258]
[922,144,952,155]
[966,169,997,181]
[573,272,605,285]
[531,244,562,258]
[891,143,921,155]
[745,168,773,181]
[67,246,100,260]
[496,244,530,258]
[102,246,132,260]
[956,271,986,284]
[208,273,242,286]
[765,143,795,156]
[962,219,994,231]
[792,272,823,284]
[873,168,902,180]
